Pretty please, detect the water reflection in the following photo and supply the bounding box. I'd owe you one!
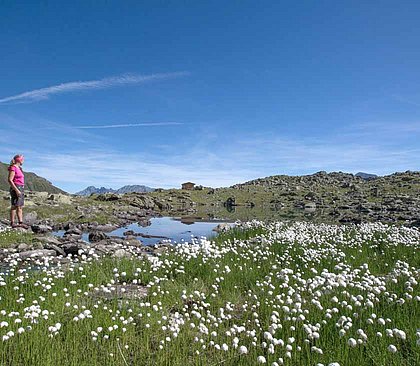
[110,217,233,245]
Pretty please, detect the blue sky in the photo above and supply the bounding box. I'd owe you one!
[0,1,419,193]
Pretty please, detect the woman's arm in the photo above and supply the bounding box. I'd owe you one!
[8,169,21,196]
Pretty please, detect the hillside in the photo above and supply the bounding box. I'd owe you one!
[146,171,420,225]
[0,162,66,194]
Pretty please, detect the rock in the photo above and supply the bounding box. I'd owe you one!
[18,249,56,260]
[123,238,143,247]
[409,219,420,227]
[31,224,53,234]
[94,224,118,232]
[223,197,236,207]
[12,226,31,233]
[47,194,72,204]
[34,236,63,246]
[113,249,132,258]
[92,284,148,300]
[15,243,29,252]
[63,233,82,241]
[62,242,89,255]
[63,222,75,231]
[138,219,151,227]
[212,223,232,233]
[93,243,120,255]
[23,211,38,225]
[43,243,66,257]
[304,202,317,212]
[89,231,108,242]
[123,230,135,236]
[65,227,82,235]
[31,242,44,250]
[95,193,120,201]
[153,243,171,255]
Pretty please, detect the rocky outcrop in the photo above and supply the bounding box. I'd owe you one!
[88,231,108,242]
[31,224,53,234]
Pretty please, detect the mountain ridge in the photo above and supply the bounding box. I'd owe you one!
[76,184,154,196]
[0,161,66,194]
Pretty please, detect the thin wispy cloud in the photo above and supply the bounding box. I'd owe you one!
[0,72,189,104]
[391,94,420,107]
[72,122,184,129]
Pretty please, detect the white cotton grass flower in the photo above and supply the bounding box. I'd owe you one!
[388,344,397,353]
[239,345,248,355]
[257,355,267,363]
[347,338,357,347]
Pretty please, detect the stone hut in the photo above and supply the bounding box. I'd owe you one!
[181,182,195,190]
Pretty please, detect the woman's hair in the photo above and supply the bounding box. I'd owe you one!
[9,154,24,168]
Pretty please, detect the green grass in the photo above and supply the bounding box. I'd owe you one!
[0,229,35,248]
[0,223,418,365]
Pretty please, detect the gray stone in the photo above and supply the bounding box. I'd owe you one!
[62,242,89,255]
[31,224,53,234]
[44,243,66,257]
[122,238,143,247]
[34,236,63,246]
[16,243,29,252]
[65,227,82,235]
[113,249,132,258]
[18,249,56,260]
[23,211,38,225]
[92,284,148,300]
[94,224,118,232]
[89,231,108,242]
[63,233,82,241]
[212,223,232,233]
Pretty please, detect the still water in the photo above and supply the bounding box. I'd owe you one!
[55,217,233,245]
[109,217,232,245]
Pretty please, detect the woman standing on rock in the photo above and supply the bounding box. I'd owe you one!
[8,154,29,228]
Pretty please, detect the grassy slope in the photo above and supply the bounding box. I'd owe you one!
[0,224,418,365]
[0,162,66,194]
[149,172,420,221]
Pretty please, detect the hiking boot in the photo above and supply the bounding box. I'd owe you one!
[18,222,29,229]
[11,223,19,229]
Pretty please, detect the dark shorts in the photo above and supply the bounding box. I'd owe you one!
[10,185,24,207]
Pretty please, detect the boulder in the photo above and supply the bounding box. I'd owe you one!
[63,233,82,241]
[43,243,66,257]
[15,243,29,252]
[123,238,143,247]
[212,223,232,233]
[62,242,89,255]
[113,249,132,259]
[94,224,118,232]
[34,236,63,246]
[23,211,38,225]
[31,224,53,234]
[304,202,317,211]
[18,249,56,260]
[89,231,108,242]
[223,197,236,207]
[65,227,82,235]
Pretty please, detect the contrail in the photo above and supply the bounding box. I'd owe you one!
[0,72,189,104]
[73,122,184,129]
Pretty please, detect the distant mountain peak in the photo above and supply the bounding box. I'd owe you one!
[75,184,154,196]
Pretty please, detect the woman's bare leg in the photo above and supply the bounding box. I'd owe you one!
[10,206,16,225]
[16,206,23,224]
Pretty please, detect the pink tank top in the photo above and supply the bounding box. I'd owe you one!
[9,165,24,186]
